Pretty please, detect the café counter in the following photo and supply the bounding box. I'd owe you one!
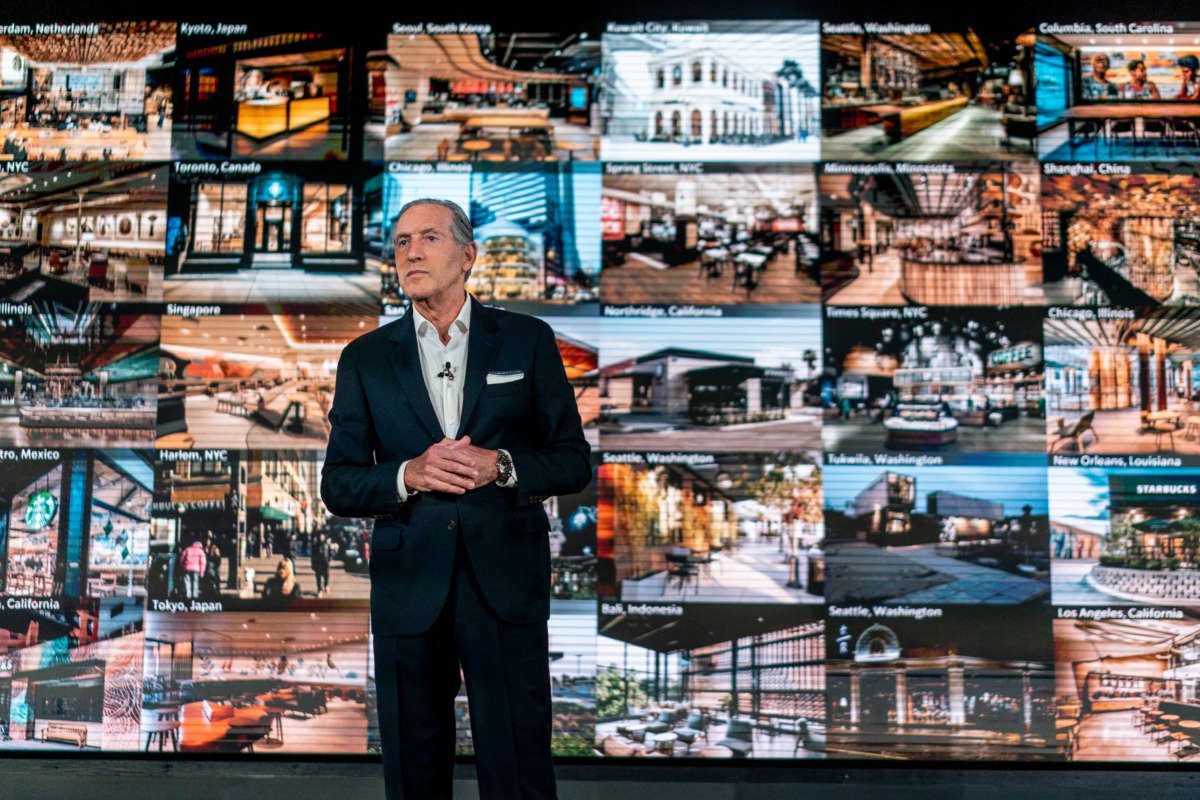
[877,97,968,141]
[899,252,1025,306]
[237,96,331,141]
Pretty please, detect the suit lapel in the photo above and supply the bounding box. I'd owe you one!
[456,296,500,438]
[388,309,443,442]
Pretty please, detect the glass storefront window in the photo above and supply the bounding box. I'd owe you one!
[301,183,351,253]
[192,183,247,254]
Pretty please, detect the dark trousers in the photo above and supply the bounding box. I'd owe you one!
[373,535,557,800]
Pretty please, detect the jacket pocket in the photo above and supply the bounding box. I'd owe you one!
[372,526,404,550]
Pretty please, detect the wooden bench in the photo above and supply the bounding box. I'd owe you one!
[43,722,87,748]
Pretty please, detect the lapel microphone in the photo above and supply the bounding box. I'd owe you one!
[437,361,455,381]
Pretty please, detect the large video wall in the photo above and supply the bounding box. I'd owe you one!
[0,13,1195,765]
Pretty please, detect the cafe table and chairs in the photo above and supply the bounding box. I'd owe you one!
[700,247,729,279]
[557,140,585,161]
[460,139,493,161]
[1176,719,1200,759]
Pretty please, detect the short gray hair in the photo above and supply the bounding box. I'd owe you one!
[394,198,474,247]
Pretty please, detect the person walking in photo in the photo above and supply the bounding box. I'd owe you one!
[180,539,206,600]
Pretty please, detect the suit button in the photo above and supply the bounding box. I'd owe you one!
[448,520,457,531]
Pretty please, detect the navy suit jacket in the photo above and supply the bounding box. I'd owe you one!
[320,297,591,636]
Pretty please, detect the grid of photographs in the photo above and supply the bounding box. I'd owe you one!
[0,11,1193,765]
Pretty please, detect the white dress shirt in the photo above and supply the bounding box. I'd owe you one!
[396,295,514,501]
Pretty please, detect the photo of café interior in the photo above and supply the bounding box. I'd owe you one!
[1035,26,1200,160]
[1044,310,1200,457]
[1054,614,1200,761]
[820,27,1035,160]
[822,308,1046,454]
[173,31,353,160]
[165,164,377,305]
[0,162,166,304]
[157,312,375,450]
[597,453,824,605]
[599,166,822,305]
[0,450,151,600]
[0,22,175,161]
[142,611,369,753]
[826,608,1055,760]
[823,465,1050,605]
[818,162,1043,306]
[378,30,599,162]
[595,605,825,759]
[0,304,158,447]
[1041,169,1200,306]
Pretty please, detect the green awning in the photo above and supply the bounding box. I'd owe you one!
[257,506,292,521]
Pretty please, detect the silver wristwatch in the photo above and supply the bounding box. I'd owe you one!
[495,449,514,485]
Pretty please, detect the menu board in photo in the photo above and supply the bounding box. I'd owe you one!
[600,163,821,307]
[164,161,380,307]
[149,449,371,613]
[1044,306,1200,464]
[598,451,824,604]
[1053,607,1200,761]
[0,162,167,304]
[142,609,369,753]
[1041,162,1200,306]
[824,458,1049,605]
[825,604,1056,759]
[157,311,376,450]
[600,20,820,163]
[0,302,158,448]
[819,161,1044,306]
[370,163,601,314]
[0,22,175,161]
[596,602,825,758]
[1049,465,1200,606]
[379,25,601,164]
[598,310,823,453]
[0,602,144,751]
[820,24,1035,161]
[172,24,358,161]
[1036,22,1200,161]
[822,305,1046,459]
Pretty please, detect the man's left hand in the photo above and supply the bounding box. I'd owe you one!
[447,436,499,490]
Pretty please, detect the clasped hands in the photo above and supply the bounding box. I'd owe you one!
[404,436,498,495]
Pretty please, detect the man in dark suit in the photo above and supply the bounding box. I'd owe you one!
[320,198,590,799]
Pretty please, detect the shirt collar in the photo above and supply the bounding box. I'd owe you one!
[413,294,472,341]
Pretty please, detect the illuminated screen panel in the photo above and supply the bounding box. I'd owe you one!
[382,25,601,165]
[0,22,175,162]
[1036,21,1200,161]
[601,20,821,163]
[820,23,1035,162]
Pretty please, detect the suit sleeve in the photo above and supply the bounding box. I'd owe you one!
[320,343,407,518]
[505,320,592,505]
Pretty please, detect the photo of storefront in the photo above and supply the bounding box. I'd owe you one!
[598,314,822,452]
[0,22,174,161]
[1041,166,1200,305]
[0,303,158,447]
[0,622,143,751]
[369,164,600,311]
[157,312,375,450]
[601,21,820,162]
[1044,308,1200,457]
[173,29,357,160]
[0,450,152,600]
[818,162,1043,305]
[823,463,1049,605]
[1050,466,1200,605]
[149,449,369,606]
[598,452,823,603]
[164,163,378,306]
[1054,612,1200,761]
[142,610,368,753]
[821,26,1035,160]
[595,604,825,758]
[0,162,166,304]
[823,307,1046,454]
[826,607,1055,759]
[600,165,821,305]
[1036,24,1200,160]
[378,29,600,163]
[547,460,599,600]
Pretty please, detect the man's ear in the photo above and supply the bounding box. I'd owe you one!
[462,241,478,273]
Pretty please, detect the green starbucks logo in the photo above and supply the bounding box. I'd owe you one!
[24,491,57,530]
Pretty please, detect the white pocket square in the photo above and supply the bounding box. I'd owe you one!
[486,371,524,385]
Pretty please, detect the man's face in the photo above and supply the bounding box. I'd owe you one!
[1092,56,1109,77]
[1131,63,1147,82]
[393,204,476,303]
[1184,66,1196,84]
